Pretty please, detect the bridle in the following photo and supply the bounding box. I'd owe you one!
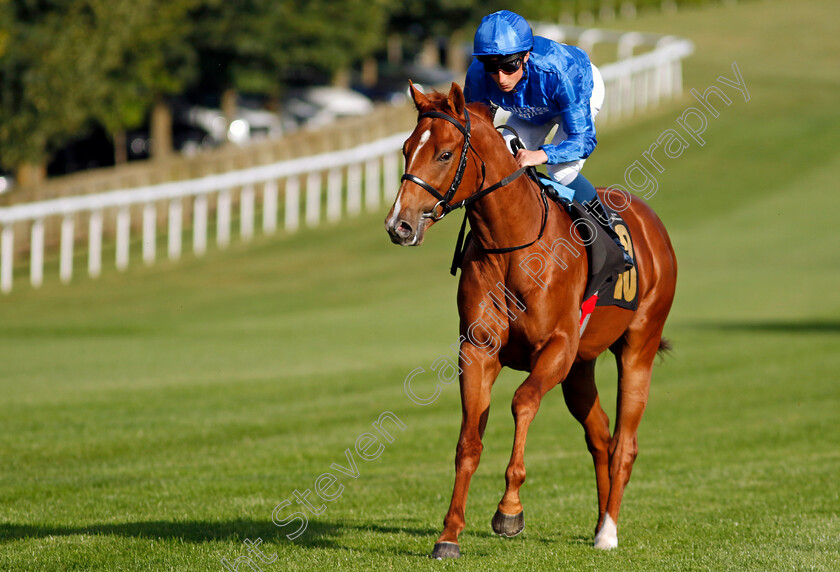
[400,110,477,222]
[400,107,549,255]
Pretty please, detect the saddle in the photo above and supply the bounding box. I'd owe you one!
[565,197,639,329]
[452,171,638,331]
[531,172,638,318]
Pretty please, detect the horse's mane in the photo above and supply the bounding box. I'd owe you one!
[467,101,496,124]
[422,91,496,125]
[418,90,506,157]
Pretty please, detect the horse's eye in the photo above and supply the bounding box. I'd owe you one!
[439,152,453,161]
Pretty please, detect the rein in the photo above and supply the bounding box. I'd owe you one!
[400,108,550,272]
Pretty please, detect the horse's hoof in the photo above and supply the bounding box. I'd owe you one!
[431,541,460,559]
[491,509,525,537]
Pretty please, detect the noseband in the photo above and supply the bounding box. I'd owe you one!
[400,107,549,256]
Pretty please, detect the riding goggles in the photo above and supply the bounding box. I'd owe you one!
[479,53,525,74]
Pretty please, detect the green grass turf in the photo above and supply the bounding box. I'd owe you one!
[2,0,840,569]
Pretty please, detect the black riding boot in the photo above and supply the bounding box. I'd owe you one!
[585,198,634,270]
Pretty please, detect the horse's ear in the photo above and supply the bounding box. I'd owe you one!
[448,82,466,117]
[409,80,431,111]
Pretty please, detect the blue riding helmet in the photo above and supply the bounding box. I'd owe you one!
[473,10,534,56]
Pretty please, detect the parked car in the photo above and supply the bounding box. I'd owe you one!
[125,96,284,159]
[352,62,457,103]
[183,105,283,146]
[47,127,115,176]
[282,86,374,130]
[0,167,13,194]
[126,121,217,160]
[177,92,284,147]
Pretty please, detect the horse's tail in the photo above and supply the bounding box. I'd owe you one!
[657,337,673,359]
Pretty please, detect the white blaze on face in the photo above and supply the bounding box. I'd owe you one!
[410,129,431,167]
[388,129,431,228]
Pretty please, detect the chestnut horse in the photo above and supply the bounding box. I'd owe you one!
[385,83,677,558]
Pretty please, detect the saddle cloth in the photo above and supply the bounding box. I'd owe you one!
[564,199,639,332]
[450,175,639,334]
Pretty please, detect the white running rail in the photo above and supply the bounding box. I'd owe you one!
[0,133,409,293]
[531,23,694,123]
[0,26,693,294]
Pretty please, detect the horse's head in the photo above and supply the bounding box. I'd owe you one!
[385,82,488,246]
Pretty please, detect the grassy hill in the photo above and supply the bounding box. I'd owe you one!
[1,0,838,570]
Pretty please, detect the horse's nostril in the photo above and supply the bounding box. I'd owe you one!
[396,221,413,239]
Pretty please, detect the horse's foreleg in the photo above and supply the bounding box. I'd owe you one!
[595,334,658,550]
[494,337,576,537]
[432,347,500,559]
[562,359,612,533]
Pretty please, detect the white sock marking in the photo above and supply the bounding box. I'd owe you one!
[594,513,618,550]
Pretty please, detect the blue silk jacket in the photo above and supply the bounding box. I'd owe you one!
[464,36,596,165]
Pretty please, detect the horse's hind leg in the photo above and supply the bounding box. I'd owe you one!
[562,360,612,534]
[595,332,660,549]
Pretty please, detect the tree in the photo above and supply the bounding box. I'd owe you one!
[183,0,393,142]
[0,0,198,176]
[87,0,199,162]
[189,0,393,97]
[387,0,489,40]
[274,0,392,83]
[1,0,499,182]
[383,0,507,74]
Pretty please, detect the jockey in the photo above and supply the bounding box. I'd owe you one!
[464,10,633,268]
